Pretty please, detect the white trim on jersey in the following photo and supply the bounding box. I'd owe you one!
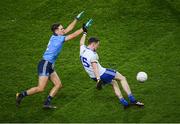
[42,61,48,75]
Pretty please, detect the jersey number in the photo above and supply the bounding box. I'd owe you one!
[80,56,90,68]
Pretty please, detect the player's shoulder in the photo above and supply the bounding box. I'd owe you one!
[80,45,87,52]
[80,45,97,55]
[51,34,65,41]
[87,49,97,57]
[80,45,86,48]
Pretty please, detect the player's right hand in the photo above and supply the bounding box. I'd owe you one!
[96,79,103,90]
[76,11,84,20]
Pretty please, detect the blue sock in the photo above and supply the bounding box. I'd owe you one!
[119,98,129,106]
[21,91,28,97]
[44,95,53,105]
[128,94,136,103]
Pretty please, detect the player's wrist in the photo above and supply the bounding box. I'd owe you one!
[96,78,103,90]
[75,17,79,21]
[82,23,88,33]
[97,77,100,81]
[83,32,87,35]
[74,18,78,21]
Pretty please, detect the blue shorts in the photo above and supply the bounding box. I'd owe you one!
[92,69,117,84]
[38,59,54,76]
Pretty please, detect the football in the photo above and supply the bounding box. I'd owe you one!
[136,72,148,82]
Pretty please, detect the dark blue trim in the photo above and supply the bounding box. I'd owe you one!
[53,33,58,36]
[86,46,96,53]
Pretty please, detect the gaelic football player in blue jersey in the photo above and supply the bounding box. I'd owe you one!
[16,11,93,109]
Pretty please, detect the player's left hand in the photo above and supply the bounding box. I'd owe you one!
[82,23,88,33]
[96,79,103,90]
[85,19,93,28]
[76,11,84,20]
[82,19,93,33]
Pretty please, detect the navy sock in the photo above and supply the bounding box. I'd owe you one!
[44,95,53,105]
[128,94,136,103]
[21,91,28,97]
[119,98,129,106]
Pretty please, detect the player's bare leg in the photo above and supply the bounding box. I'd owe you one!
[114,72,132,95]
[49,72,62,97]
[114,72,144,106]
[43,71,62,109]
[16,76,49,107]
[111,80,129,108]
[111,80,123,99]
[27,76,49,95]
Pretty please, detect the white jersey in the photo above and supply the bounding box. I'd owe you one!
[80,45,106,78]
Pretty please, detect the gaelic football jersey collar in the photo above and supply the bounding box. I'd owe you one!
[53,33,58,36]
[86,46,96,53]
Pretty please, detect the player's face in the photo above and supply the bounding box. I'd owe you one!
[56,25,65,35]
[94,42,99,51]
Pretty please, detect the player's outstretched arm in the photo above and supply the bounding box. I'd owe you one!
[64,19,77,34]
[65,28,83,41]
[79,19,93,45]
[92,62,100,80]
[64,11,84,34]
[80,33,87,46]
[92,62,103,90]
[65,19,93,42]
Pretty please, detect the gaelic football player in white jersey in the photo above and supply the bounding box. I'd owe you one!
[79,32,144,108]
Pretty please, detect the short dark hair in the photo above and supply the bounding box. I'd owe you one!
[88,37,99,44]
[51,23,60,33]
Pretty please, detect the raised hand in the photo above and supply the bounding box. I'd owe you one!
[82,19,93,33]
[76,11,84,20]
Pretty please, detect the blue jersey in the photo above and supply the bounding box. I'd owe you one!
[43,35,66,64]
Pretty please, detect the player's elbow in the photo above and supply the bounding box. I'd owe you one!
[80,42,84,46]
[91,62,97,68]
[65,34,75,41]
[63,30,68,34]
[64,28,72,34]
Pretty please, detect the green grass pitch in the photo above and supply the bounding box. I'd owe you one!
[0,0,180,122]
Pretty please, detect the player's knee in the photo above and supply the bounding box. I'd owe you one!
[121,75,126,80]
[55,82,62,89]
[119,75,126,81]
[116,72,126,81]
[37,87,45,92]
